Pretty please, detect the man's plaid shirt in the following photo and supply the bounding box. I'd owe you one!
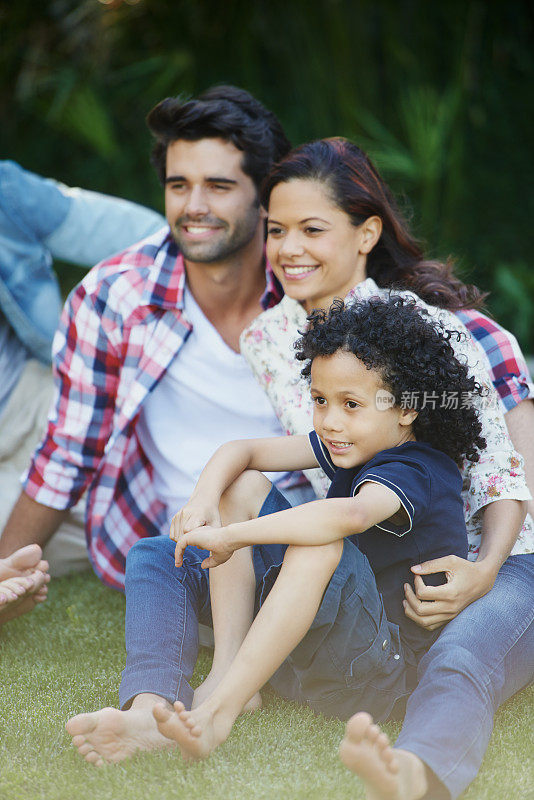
[23,228,533,590]
[24,228,282,590]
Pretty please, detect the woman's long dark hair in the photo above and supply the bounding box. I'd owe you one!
[262,138,486,310]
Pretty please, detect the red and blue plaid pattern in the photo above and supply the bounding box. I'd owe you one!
[457,309,534,412]
[24,227,282,590]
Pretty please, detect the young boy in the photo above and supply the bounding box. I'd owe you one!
[152,297,486,760]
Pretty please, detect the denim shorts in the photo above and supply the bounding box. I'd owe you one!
[252,485,415,722]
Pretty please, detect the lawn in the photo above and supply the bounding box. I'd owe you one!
[0,571,532,800]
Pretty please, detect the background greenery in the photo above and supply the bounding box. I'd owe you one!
[1,0,533,349]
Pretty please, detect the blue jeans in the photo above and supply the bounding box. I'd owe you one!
[395,553,534,799]
[252,486,413,721]
[119,536,211,710]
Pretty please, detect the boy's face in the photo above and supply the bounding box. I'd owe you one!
[310,350,416,469]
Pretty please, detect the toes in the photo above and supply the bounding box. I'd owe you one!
[28,570,47,594]
[376,732,390,751]
[71,734,86,747]
[8,544,42,571]
[66,713,97,737]
[84,750,100,764]
[384,750,399,772]
[365,723,381,744]
[152,703,172,723]
[77,743,94,756]
[173,700,186,713]
[345,712,373,743]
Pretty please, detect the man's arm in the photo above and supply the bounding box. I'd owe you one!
[0,491,67,558]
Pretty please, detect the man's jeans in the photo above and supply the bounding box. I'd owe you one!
[119,539,533,799]
[395,553,534,799]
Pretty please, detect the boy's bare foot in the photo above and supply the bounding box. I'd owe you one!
[193,672,261,713]
[66,696,176,766]
[339,713,428,800]
[153,699,235,760]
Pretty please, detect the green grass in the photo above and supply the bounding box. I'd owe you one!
[0,572,532,800]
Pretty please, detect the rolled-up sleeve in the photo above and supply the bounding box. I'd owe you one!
[24,280,120,509]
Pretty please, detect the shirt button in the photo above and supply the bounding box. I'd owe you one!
[382,639,388,650]
[394,654,401,660]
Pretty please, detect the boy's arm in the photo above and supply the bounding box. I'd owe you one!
[175,481,401,568]
[170,435,318,542]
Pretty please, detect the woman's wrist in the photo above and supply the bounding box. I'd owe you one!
[471,555,500,592]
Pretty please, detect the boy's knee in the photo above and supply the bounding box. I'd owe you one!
[220,470,272,520]
[284,540,343,573]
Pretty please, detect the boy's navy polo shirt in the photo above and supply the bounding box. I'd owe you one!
[309,432,468,658]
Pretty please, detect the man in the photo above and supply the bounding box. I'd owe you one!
[0,86,294,619]
[0,161,165,617]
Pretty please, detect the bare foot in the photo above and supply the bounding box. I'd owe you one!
[0,545,49,625]
[193,672,261,713]
[153,700,235,760]
[339,713,428,800]
[66,704,175,766]
[0,569,48,624]
[0,544,48,580]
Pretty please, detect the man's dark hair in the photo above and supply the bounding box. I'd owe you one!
[296,296,487,466]
[147,85,291,191]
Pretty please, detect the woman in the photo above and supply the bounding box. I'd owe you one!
[240,138,534,800]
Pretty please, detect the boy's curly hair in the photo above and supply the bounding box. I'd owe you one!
[295,296,487,465]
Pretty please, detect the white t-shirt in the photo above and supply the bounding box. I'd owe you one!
[137,287,287,524]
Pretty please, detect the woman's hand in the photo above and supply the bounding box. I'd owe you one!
[174,525,238,569]
[403,555,497,631]
[170,498,221,544]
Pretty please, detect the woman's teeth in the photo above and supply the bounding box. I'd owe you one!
[283,265,317,275]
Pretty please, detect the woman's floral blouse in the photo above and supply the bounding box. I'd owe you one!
[241,278,533,558]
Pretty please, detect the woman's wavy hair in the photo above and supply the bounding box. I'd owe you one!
[262,138,486,310]
[296,296,487,465]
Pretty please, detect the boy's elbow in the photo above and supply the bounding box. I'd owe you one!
[343,502,371,535]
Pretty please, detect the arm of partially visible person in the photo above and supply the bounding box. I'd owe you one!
[45,179,165,267]
[506,399,534,519]
[0,277,121,558]
[403,497,526,630]
[175,481,401,569]
[1,160,165,271]
[0,493,68,557]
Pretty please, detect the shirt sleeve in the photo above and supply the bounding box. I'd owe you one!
[352,457,432,537]
[456,309,534,413]
[23,278,121,509]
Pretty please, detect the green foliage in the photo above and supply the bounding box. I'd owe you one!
[1,0,533,349]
